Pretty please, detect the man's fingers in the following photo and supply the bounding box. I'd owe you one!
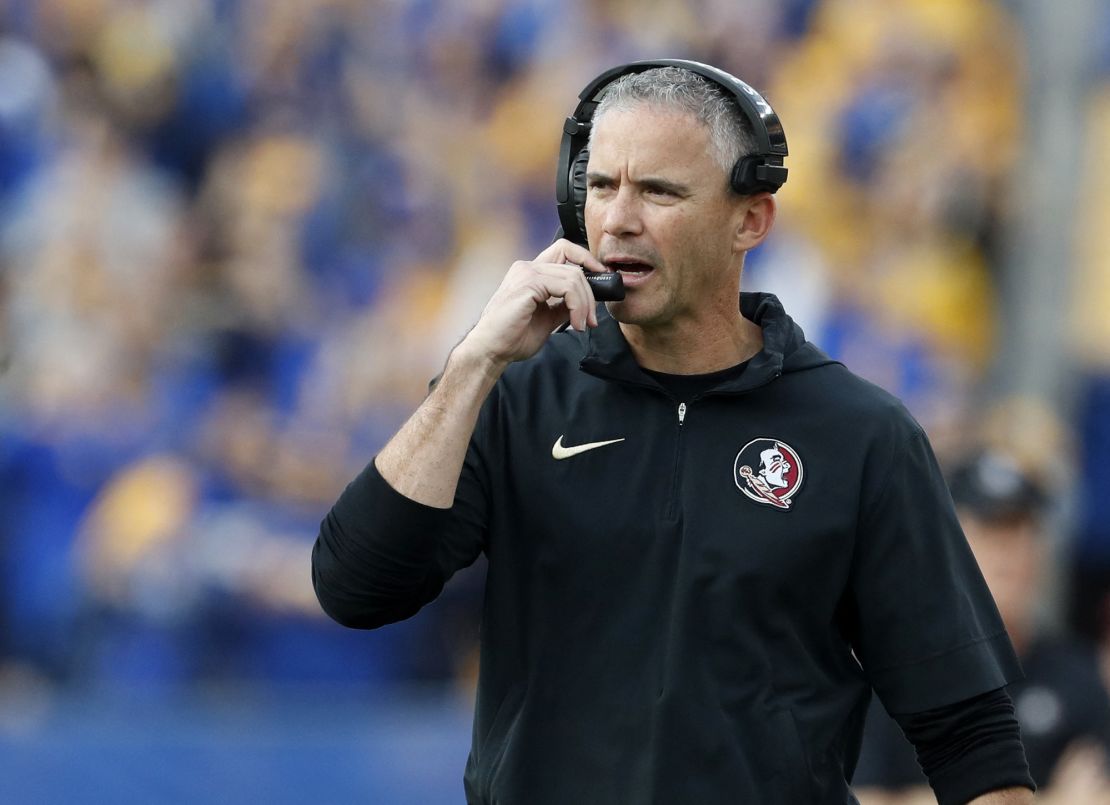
[469,257,600,365]
[531,263,596,331]
[534,238,607,274]
[501,259,597,332]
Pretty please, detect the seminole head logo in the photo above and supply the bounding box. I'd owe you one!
[734,438,804,510]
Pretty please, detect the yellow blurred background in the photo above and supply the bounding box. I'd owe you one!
[0,0,1108,802]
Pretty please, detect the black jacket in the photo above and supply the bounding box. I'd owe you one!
[313,293,1022,804]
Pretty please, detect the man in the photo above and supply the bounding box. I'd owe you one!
[312,64,1034,803]
[855,449,1110,804]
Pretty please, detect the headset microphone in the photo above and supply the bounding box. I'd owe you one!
[552,224,627,301]
[584,270,624,301]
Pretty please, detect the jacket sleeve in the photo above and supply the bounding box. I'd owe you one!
[847,417,1023,714]
[896,687,1034,805]
[311,402,492,630]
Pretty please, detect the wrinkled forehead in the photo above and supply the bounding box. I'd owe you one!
[588,104,721,177]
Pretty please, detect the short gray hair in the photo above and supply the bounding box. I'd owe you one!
[588,66,757,180]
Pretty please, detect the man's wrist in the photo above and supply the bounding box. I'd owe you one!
[448,338,510,382]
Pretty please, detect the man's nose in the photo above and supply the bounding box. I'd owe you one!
[603,185,644,237]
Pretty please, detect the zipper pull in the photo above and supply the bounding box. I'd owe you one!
[678,402,687,425]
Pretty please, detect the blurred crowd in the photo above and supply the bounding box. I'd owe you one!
[1,0,1110,778]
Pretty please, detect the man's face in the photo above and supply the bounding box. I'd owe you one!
[960,509,1042,635]
[584,103,746,329]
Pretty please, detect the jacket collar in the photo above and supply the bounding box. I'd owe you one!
[578,292,808,395]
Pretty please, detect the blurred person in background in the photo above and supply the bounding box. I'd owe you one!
[313,62,1032,804]
[854,449,1110,805]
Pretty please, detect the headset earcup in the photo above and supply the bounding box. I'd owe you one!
[730,155,761,195]
[571,146,591,246]
[731,154,788,195]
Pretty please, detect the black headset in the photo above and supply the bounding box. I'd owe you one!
[555,59,789,248]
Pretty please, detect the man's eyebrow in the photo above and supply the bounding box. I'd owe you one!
[640,176,690,195]
[585,172,690,195]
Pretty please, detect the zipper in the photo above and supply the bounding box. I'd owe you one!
[662,372,781,515]
[665,401,687,520]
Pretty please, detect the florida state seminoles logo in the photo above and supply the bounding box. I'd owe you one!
[734,438,804,510]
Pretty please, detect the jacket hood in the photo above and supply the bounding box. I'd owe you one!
[577,291,836,394]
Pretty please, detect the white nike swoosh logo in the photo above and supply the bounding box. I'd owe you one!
[551,435,626,460]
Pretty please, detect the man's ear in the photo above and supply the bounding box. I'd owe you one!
[733,193,777,254]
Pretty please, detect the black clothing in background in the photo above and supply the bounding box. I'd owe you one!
[855,637,1110,791]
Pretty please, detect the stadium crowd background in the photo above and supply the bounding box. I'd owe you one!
[0,0,1108,801]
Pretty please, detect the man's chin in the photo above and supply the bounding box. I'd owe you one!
[606,299,660,328]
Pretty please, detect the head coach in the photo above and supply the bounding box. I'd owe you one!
[312,60,1034,804]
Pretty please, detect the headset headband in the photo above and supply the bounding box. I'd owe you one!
[555,59,788,247]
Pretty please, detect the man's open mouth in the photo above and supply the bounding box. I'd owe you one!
[604,258,654,277]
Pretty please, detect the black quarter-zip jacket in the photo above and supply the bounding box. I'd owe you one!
[313,293,1023,804]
